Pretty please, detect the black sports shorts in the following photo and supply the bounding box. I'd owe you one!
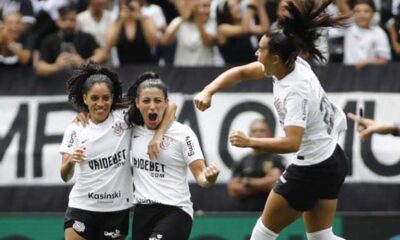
[64,207,130,239]
[274,144,348,211]
[132,204,192,240]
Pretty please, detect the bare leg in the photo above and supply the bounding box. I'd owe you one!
[65,228,87,240]
[303,199,338,233]
[261,190,302,233]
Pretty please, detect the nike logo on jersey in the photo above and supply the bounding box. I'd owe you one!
[133,135,140,138]
[81,139,89,144]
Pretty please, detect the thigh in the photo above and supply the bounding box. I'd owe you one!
[303,199,338,233]
[151,207,192,240]
[261,190,302,234]
[132,207,156,240]
[65,220,96,240]
[65,228,87,240]
[99,209,130,240]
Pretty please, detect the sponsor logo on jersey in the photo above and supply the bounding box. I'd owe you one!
[112,122,124,136]
[274,97,286,126]
[149,233,164,239]
[67,131,77,148]
[160,136,174,150]
[104,229,121,238]
[72,220,85,232]
[88,190,121,200]
[185,136,195,156]
[133,157,165,178]
[136,198,161,205]
[88,149,127,170]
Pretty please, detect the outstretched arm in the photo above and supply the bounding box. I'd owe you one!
[347,112,399,141]
[229,126,304,153]
[194,61,265,111]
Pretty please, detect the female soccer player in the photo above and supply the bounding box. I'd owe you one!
[194,0,348,239]
[60,63,174,240]
[126,72,220,240]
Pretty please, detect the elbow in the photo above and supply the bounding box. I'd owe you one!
[285,142,300,153]
[60,174,69,183]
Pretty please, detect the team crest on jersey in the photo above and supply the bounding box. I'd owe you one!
[160,136,174,150]
[262,161,273,173]
[112,122,124,136]
[72,220,85,232]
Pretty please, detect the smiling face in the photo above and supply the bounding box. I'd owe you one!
[83,83,113,124]
[135,87,168,129]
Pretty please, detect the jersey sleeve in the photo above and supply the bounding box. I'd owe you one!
[283,91,309,128]
[59,124,79,154]
[181,126,204,165]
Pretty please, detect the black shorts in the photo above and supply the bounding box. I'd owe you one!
[132,204,192,240]
[64,207,130,239]
[274,144,348,212]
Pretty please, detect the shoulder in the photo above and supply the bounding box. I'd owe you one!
[64,122,83,134]
[372,25,389,37]
[77,10,90,20]
[166,122,195,137]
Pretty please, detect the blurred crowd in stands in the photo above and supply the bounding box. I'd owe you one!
[0,0,399,76]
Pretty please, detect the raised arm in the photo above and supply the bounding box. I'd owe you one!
[194,61,265,111]
[60,148,85,182]
[190,160,220,188]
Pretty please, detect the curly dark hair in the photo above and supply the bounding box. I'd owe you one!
[124,71,168,127]
[65,62,123,112]
[267,0,346,66]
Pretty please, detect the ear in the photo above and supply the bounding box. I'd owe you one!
[135,97,139,106]
[272,54,281,65]
[83,94,88,105]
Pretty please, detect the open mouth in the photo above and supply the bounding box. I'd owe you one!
[149,113,158,121]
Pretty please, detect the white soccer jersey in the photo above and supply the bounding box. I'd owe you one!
[131,122,204,218]
[60,110,133,212]
[344,24,391,65]
[273,57,347,166]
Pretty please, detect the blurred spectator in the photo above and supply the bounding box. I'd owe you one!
[77,0,113,47]
[216,0,269,64]
[0,0,36,32]
[386,4,400,61]
[35,5,107,76]
[0,11,32,65]
[344,0,391,69]
[326,0,351,63]
[227,119,285,211]
[162,0,217,66]
[106,0,158,64]
[26,0,72,51]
